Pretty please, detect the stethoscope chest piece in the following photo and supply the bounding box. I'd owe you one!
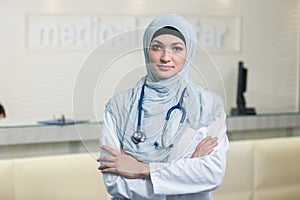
[131,130,146,144]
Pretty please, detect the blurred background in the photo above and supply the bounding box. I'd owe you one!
[0,0,299,158]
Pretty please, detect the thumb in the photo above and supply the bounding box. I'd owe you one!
[120,147,126,154]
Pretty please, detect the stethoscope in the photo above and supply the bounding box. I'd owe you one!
[131,79,187,149]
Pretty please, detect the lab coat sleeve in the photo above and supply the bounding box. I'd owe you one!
[99,109,165,200]
[149,116,229,195]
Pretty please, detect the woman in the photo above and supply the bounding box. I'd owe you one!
[98,14,229,200]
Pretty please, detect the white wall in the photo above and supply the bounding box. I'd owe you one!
[0,0,299,121]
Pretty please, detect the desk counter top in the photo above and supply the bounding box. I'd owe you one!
[1,113,300,146]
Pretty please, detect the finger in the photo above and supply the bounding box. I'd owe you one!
[197,136,210,146]
[196,137,213,148]
[203,136,217,141]
[100,145,120,156]
[101,168,135,179]
[195,138,209,151]
[199,141,217,153]
[207,148,214,155]
[207,136,218,142]
[210,137,218,143]
[205,141,218,150]
[97,155,115,162]
[98,162,115,170]
[203,136,216,144]
[204,137,218,146]
[202,136,212,142]
[120,147,126,154]
[207,142,218,152]
[213,141,218,147]
[210,138,218,146]
[101,168,118,174]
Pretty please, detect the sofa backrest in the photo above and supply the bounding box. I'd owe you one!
[213,136,300,200]
[1,136,300,200]
[0,159,14,200]
[0,153,111,200]
[253,137,300,200]
[213,140,254,200]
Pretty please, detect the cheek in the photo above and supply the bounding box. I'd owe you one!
[148,51,159,63]
[174,55,186,70]
[148,52,157,70]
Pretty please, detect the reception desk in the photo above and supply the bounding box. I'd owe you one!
[1,113,300,159]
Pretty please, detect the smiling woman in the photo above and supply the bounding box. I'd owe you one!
[98,13,229,200]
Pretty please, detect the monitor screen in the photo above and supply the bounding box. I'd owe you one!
[231,61,256,115]
[237,61,247,108]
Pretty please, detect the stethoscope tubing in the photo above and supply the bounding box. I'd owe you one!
[137,83,147,131]
[165,87,187,123]
[132,79,187,147]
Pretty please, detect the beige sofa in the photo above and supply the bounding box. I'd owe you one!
[1,136,300,200]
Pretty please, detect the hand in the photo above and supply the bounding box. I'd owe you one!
[97,145,150,179]
[191,136,218,158]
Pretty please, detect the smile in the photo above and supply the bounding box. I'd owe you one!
[157,65,174,71]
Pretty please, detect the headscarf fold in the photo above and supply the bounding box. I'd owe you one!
[105,14,224,162]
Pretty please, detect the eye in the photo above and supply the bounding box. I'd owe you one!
[150,44,163,51]
[173,46,183,53]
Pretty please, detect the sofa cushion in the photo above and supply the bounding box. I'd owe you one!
[0,159,14,200]
[213,140,254,200]
[14,153,110,200]
[253,137,300,200]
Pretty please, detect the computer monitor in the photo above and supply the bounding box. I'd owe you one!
[231,61,256,115]
[237,61,247,108]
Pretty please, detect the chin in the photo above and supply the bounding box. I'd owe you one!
[157,74,176,80]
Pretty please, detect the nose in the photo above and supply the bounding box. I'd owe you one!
[160,49,171,63]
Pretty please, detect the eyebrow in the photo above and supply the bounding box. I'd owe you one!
[151,40,185,46]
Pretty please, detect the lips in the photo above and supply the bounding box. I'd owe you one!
[157,65,173,71]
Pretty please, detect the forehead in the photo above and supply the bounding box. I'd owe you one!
[151,34,185,45]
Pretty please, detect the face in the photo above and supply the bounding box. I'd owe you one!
[148,34,187,79]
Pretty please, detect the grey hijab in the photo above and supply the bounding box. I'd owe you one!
[105,14,224,162]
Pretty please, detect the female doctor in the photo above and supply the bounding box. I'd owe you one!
[98,13,229,200]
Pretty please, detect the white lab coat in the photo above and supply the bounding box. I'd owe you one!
[100,109,229,200]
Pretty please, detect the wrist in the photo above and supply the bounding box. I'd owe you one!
[139,163,150,179]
